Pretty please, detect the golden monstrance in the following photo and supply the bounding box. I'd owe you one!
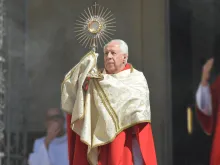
[74,2,116,52]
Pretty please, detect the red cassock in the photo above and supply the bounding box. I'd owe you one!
[196,76,220,165]
[66,64,157,165]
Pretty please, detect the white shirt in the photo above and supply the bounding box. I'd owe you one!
[28,134,69,165]
[132,137,143,165]
[196,84,212,116]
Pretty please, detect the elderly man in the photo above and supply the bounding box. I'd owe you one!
[62,39,157,165]
[196,58,220,165]
[28,108,69,165]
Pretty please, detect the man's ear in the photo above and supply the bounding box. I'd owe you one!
[122,55,127,64]
[124,54,128,62]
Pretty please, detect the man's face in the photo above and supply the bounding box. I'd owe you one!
[104,41,128,74]
[46,109,64,133]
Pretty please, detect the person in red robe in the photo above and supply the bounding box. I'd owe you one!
[62,39,157,165]
[196,58,220,165]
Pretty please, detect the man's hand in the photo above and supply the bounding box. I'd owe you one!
[44,121,61,149]
[201,58,214,86]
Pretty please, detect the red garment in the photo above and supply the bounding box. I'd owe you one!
[196,76,220,165]
[66,64,157,165]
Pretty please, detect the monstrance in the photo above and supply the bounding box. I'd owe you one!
[74,2,116,52]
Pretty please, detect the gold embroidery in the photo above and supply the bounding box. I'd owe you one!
[91,120,151,148]
[93,79,119,131]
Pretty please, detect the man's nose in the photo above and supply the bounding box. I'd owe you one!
[107,52,113,58]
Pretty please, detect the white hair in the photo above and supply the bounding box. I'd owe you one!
[104,39,129,55]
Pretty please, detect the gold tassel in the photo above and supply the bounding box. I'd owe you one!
[187,107,193,134]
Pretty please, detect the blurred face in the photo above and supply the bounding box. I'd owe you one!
[104,41,128,74]
[46,108,64,133]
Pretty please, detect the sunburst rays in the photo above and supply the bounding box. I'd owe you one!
[74,2,116,49]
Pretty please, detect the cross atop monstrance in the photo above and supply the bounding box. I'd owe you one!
[74,2,116,52]
[93,2,98,8]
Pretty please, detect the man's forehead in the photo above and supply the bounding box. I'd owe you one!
[104,41,120,51]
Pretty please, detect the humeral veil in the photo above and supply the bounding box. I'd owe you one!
[61,51,157,165]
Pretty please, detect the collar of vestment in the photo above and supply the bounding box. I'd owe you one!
[103,63,131,74]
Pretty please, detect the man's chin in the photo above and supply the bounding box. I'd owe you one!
[106,68,116,74]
